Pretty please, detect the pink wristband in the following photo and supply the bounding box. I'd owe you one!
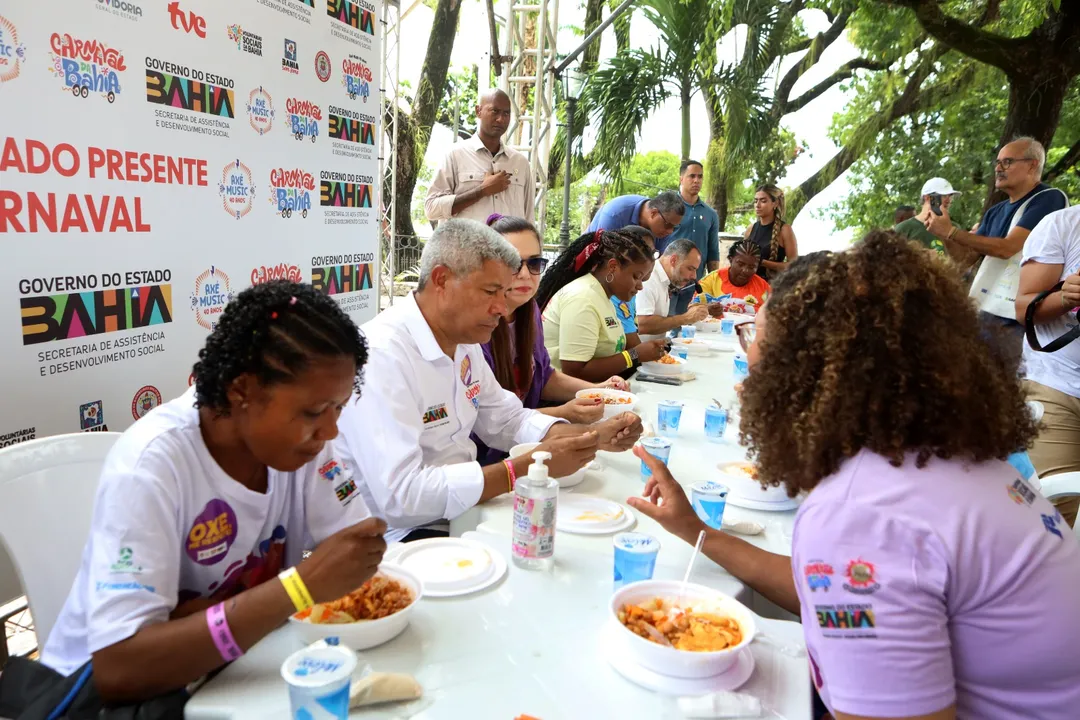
[206,602,243,662]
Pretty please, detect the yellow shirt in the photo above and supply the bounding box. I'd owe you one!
[542,274,627,369]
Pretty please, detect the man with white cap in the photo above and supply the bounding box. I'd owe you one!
[893,177,963,255]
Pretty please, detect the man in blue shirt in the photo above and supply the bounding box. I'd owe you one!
[926,136,1069,367]
[661,160,720,280]
[588,191,683,339]
[587,190,685,241]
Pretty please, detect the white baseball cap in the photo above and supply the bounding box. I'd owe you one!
[920,177,961,196]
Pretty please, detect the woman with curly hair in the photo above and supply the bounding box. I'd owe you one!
[36,281,387,707]
[744,183,798,279]
[628,234,1080,719]
[538,228,670,382]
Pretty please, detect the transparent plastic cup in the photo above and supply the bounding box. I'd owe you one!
[613,532,661,589]
[657,400,684,437]
[691,481,729,530]
[640,437,673,481]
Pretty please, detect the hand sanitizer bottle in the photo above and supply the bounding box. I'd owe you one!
[511,451,557,571]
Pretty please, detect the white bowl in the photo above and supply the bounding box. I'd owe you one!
[694,318,724,333]
[509,442,586,488]
[641,356,688,376]
[717,461,791,505]
[288,564,421,650]
[610,580,756,679]
[574,388,639,419]
[670,338,713,356]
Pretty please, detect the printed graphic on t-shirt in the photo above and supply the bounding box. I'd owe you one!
[815,602,877,639]
[842,558,880,595]
[461,355,481,409]
[422,403,450,427]
[186,499,238,565]
[320,458,360,506]
[803,560,834,592]
[176,524,288,612]
[604,316,618,328]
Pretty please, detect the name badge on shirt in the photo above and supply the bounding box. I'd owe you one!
[460,356,481,409]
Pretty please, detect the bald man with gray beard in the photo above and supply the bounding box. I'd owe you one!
[424,89,536,224]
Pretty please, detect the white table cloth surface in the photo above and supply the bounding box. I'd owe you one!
[184,532,810,720]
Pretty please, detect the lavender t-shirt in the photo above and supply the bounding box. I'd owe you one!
[792,450,1080,719]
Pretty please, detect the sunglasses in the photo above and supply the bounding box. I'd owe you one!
[735,321,756,351]
[522,257,550,275]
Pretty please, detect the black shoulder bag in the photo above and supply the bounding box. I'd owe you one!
[1024,280,1080,352]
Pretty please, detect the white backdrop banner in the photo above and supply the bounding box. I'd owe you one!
[0,0,380,443]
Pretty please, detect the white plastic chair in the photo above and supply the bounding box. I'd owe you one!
[1039,471,1080,541]
[0,432,121,644]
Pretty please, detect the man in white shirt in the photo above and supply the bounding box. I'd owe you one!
[336,219,643,542]
[636,239,710,341]
[1016,205,1080,527]
[424,89,535,224]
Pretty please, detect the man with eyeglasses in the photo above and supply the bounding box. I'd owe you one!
[925,137,1068,366]
[425,89,535,224]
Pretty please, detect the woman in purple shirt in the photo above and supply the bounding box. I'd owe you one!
[475,215,629,465]
[630,232,1080,720]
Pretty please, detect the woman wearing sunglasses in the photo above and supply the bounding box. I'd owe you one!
[472,215,632,464]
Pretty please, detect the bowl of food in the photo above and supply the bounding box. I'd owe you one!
[510,442,586,488]
[610,580,755,679]
[670,338,714,356]
[288,565,421,650]
[694,317,724,333]
[641,354,687,376]
[717,461,792,505]
[575,388,639,420]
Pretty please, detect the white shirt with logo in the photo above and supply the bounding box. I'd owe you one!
[41,388,371,676]
[1021,206,1080,398]
[335,293,562,543]
[636,265,674,342]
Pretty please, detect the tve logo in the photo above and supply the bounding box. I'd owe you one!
[168,2,206,38]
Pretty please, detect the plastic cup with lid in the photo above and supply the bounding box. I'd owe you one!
[691,481,729,529]
[680,325,697,339]
[613,532,661,589]
[639,436,673,481]
[280,642,357,720]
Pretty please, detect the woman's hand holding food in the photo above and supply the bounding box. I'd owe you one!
[559,396,605,424]
[599,376,630,392]
[637,338,670,363]
[596,412,644,452]
[627,446,704,543]
[298,517,388,603]
[535,431,598,478]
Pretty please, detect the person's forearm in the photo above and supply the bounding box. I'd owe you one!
[636,314,682,335]
[676,526,800,614]
[93,575,296,702]
[950,228,1020,259]
[540,370,595,403]
[760,259,788,271]
[1017,290,1073,325]
[451,186,489,215]
[562,354,632,383]
[707,261,720,273]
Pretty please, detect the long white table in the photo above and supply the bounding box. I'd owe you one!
[185,532,811,720]
[453,342,798,617]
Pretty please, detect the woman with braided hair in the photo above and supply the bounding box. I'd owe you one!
[695,239,772,315]
[744,183,798,279]
[625,234,1080,720]
[36,280,387,707]
[539,228,670,382]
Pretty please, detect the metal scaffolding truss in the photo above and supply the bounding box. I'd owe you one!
[499,0,560,237]
[378,0,401,310]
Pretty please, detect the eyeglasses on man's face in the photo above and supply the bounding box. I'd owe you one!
[994,157,1035,171]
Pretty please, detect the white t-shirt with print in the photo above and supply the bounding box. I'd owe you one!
[1021,206,1080,398]
[41,387,371,676]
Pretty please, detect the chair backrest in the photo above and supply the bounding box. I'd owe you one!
[1038,471,1080,542]
[0,432,121,644]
